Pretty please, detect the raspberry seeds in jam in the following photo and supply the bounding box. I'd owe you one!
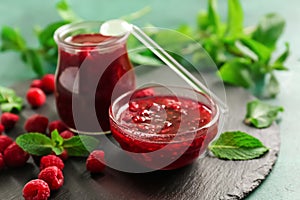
[109,86,219,170]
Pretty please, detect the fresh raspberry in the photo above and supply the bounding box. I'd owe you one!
[3,142,29,167]
[0,123,4,135]
[40,155,64,171]
[86,150,105,173]
[30,79,43,89]
[0,153,5,170]
[24,114,49,133]
[48,120,67,133]
[38,166,64,190]
[26,88,46,108]
[60,130,74,139]
[51,149,69,161]
[41,74,55,94]
[22,179,50,200]
[0,135,13,153]
[1,112,19,130]
[58,150,69,161]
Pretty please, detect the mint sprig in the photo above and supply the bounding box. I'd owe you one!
[244,100,284,128]
[0,86,23,113]
[16,130,99,156]
[209,131,269,160]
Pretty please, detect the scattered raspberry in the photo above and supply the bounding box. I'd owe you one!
[60,130,74,139]
[3,142,29,167]
[86,150,105,173]
[0,153,5,171]
[48,120,67,133]
[0,135,13,153]
[0,124,4,135]
[58,150,69,161]
[40,155,64,171]
[38,166,64,190]
[30,79,43,89]
[41,74,55,94]
[52,149,69,161]
[26,88,46,108]
[24,114,49,134]
[1,112,19,130]
[22,179,50,200]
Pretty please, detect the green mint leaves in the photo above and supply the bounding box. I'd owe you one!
[209,131,269,160]
[244,100,284,128]
[16,130,99,156]
[0,86,23,113]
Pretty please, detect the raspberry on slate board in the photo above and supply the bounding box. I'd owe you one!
[60,130,74,139]
[0,153,5,170]
[24,114,49,134]
[3,142,29,168]
[48,120,67,133]
[23,179,50,200]
[41,74,55,94]
[1,113,19,130]
[38,166,64,190]
[86,150,106,173]
[0,135,13,153]
[26,88,46,108]
[0,124,4,135]
[40,155,65,171]
[30,79,43,89]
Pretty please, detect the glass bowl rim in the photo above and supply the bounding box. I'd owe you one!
[109,85,220,140]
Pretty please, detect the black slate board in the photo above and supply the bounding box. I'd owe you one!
[0,80,280,200]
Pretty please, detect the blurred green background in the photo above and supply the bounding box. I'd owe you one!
[0,0,299,199]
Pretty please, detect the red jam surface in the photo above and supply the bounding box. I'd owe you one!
[110,93,218,170]
[55,33,135,132]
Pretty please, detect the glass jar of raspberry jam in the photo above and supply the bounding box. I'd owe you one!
[109,86,219,170]
[54,21,136,134]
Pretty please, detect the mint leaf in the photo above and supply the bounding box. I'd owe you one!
[21,49,44,76]
[1,26,26,51]
[56,0,81,22]
[50,129,64,155]
[129,52,162,66]
[226,0,243,37]
[273,43,289,68]
[38,21,69,49]
[239,38,271,63]
[16,133,53,156]
[51,130,64,146]
[207,0,221,34]
[0,86,23,113]
[245,100,284,128]
[218,58,253,88]
[264,74,279,98]
[63,135,99,157]
[52,146,64,155]
[252,13,285,49]
[120,6,151,22]
[209,131,269,160]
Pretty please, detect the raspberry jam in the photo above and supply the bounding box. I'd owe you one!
[109,87,219,170]
[54,22,135,133]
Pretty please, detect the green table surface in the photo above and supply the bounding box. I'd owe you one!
[0,0,299,199]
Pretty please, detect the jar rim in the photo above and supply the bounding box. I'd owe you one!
[54,21,130,50]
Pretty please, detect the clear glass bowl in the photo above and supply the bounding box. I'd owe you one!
[109,86,220,170]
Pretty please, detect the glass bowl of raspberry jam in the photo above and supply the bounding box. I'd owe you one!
[109,85,220,170]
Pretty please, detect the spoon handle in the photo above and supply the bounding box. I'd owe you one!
[131,25,228,115]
